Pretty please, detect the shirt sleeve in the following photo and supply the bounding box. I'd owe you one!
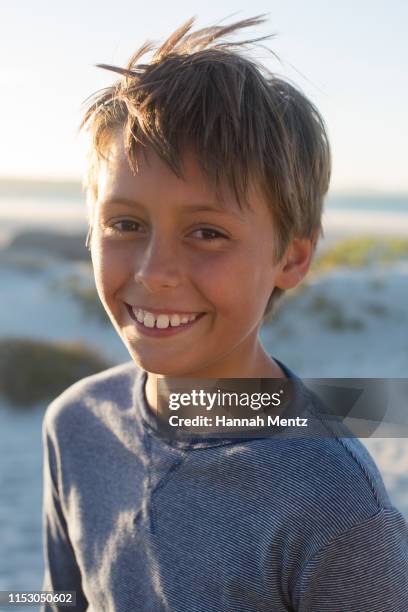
[294,506,408,612]
[41,414,89,612]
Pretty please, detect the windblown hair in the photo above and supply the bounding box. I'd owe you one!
[80,15,331,316]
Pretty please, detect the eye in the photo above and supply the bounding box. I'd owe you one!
[110,220,145,233]
[190,227,229,241]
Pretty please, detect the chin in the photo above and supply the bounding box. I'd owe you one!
[125,348,191,377]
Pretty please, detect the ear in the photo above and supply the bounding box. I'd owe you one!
[274,237,315,290]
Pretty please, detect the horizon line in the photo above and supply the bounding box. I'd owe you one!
[0,176,407,199]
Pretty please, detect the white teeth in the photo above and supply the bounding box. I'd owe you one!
[170,314,181,327]
[156,314,170,329]
[143,312,155,328]
[131,307,201,328]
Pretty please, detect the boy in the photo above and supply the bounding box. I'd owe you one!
[41,16,408,611]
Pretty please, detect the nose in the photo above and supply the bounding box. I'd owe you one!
[133,233,183,292]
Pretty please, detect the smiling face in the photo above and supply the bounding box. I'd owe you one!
[90,131,312,378]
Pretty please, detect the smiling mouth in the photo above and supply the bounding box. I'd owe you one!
[125,304,206,334]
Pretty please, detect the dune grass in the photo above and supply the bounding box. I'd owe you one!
[0,338,111,407]
[265,235,407,328]
[304,293,365,331]
[310,235,408,275]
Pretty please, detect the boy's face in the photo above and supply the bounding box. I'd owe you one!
[90,132,306,378]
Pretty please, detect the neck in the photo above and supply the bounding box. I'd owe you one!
[145,342,285,417]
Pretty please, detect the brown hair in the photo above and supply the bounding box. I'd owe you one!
[80,15,331,316]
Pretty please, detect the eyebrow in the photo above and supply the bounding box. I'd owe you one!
[99,196,247,220]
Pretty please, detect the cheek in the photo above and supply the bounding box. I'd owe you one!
[194,247,273,316]
[91,243,129,305]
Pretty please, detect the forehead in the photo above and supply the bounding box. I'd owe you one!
[95,131,269,221]
[98,134,216,200]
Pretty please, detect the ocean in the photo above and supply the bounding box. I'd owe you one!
[327,194,408,213]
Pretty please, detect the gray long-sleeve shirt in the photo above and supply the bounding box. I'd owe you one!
[41,359,408,611]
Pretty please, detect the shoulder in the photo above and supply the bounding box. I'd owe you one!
[42,360,142,442]
[219,433,391,529]
[240,435,405,597]
[291,504,408,611]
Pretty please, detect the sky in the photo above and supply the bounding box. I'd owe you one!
[1,0,407,193]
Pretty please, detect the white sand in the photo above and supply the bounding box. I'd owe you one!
[261,260,408,377]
